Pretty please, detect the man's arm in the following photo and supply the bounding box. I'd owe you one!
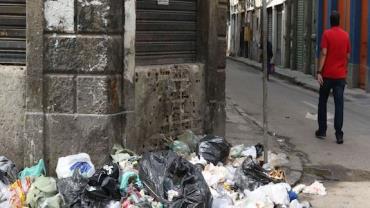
[317,48,327,86]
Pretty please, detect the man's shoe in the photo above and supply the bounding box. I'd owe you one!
[336,132,344,144]
[315,130,326,139]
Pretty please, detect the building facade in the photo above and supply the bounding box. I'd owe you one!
[317,0,370,92]
[0,0,227,171]
[228,0,319,80]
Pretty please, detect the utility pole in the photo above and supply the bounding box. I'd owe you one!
[284,0,291,68]
[291,0,298,70]
[262,0,269,163]
[304,0,313,75]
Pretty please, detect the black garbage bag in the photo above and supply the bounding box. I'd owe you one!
[88,163,119,186]
[85,163,121,201]
[196,135,231,165]
[139,151,212,208]
[255,143,264,158]
[234,157,273,191]
[57,170,89,208]
[0,156,18,185]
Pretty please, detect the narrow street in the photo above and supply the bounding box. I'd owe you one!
[226,59,370,206]
[226,59,370,171]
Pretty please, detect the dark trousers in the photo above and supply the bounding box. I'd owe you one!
[318,79,346,136]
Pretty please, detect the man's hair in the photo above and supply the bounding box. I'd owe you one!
[330,11,340,27]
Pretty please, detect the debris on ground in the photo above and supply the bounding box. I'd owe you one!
[19,159,46,180]
[56,153,95,179]
[301,181,327,196]
[0,130,325,207]
[196,135,231,165]
[139,151,212,207]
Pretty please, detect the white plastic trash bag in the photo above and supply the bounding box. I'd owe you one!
[244,183,291,206]
[202,164,235,188]
[292,184,306,194]
[241,146,257,159]
[236,189,274,208]
[290,200,311,208]
[0,182,10,207]
[106,201,121,208]
[211,188,234,208]
[56,153,95,179]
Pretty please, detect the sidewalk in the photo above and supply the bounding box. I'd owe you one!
[228,56,370,102]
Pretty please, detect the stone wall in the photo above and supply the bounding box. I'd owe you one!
[0,66,25,167]
[25,0,124,172]
[134,64,205,152]
[198,0,228,136]
[20,0,227,172]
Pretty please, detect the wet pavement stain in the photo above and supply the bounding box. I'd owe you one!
[303,165,370,182]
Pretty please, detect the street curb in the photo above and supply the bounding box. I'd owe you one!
[227,56,320,94]
[228,100,303,186]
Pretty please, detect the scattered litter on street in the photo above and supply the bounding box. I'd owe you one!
[302,181,327,196]
[0,132,326,207]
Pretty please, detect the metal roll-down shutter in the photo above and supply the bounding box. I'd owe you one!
[0,0,26,65]
[136,0,198,66]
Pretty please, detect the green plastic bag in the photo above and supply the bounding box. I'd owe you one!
[230,144,245,158]
[176,130,200,152]
[119,171,143,192]
[170,140,191,156]
[26,176,62,208]
[18,159,46,179]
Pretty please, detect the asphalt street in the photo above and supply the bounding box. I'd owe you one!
[226,59,370,172]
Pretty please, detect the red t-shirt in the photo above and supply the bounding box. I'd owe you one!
[320,27,351,79]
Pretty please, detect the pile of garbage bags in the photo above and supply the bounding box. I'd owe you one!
[0,131,326,208]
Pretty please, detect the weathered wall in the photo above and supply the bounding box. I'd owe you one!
[0,66,25,167]
[198,0,227,136]
[135,64,205,152]
[25,0,124,172]
[21,0,227,171]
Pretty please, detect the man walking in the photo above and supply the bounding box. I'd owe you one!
[316,11,350,144]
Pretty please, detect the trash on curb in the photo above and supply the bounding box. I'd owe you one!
[111,144,140,172]
[196,135,231,165]
[234,157,273,191]
[9,177,31,208]
[0,156,18,185]
[26,176,62,208]
[290,199,311,208]
[120,171,143,193]
[302,181,327,196]
[139,151,212,207]
[0,132,326,208]
[170,140,191,157]
[18,159,46,180]
[85,163,121,201]
[57,170,89,207]
[176,130,201,152]
[56,153,95,179]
